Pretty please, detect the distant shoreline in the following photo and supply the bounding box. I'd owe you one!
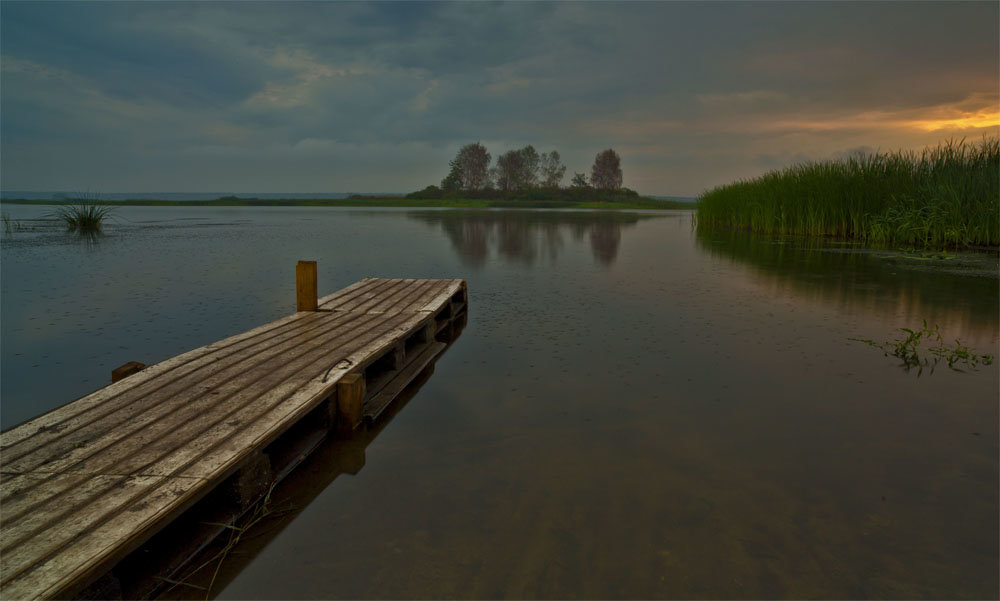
[1,197,696,211]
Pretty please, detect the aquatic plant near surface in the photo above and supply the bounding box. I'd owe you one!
[157,481,296,599]
[850,320,994,375]
[697,137,999,248]
[52,203,114,234]
[1,213,31,235]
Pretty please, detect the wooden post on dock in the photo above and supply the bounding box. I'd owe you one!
[111,361,146,383]
[296,260,318,312]
[336,372,366,431]
[387,344,405,370]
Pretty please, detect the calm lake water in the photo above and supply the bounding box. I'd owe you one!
[1,206,997,599]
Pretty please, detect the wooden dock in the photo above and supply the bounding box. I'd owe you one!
[0,274,467,600]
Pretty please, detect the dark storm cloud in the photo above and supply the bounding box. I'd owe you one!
[1,3,266,107]
[2,1,997,195]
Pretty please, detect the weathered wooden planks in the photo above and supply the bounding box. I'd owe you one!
[0,277,467,600]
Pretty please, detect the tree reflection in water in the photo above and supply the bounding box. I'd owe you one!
[409,210,650,267]
[588,221,622,265]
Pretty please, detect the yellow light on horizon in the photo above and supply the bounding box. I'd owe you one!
[907,108,1000,131]
[762,100,999,134]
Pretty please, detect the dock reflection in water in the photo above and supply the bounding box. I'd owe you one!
[153,317,466,600]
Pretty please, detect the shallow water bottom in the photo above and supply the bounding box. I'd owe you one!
[2,207,996,599]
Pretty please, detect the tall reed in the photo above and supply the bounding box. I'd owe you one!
[53,203,114,234]
[697,137,999,248]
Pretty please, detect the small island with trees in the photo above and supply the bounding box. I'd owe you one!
[343,143,683,209]
[405,143,650,206]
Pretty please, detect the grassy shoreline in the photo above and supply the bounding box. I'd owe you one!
[697,138,999,249]
[0,197,694,211]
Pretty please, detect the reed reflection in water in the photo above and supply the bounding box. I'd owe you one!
[696,228,999,348]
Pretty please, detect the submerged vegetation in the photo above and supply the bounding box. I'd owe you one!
[52,203,114,234]
[697,138,999,248]
[851,320,993,375]
[159,482,294,599]
[1,213,29,235]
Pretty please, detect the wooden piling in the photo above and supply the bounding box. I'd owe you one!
[335,372,366,432]
[111,362,146,383]
[296,260,318,312]
[387,343,405,370]
[224,452,273,510]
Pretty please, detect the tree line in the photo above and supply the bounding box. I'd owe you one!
[408,143,638,201]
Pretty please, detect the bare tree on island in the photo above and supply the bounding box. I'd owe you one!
[493,150,524,193]
[443,143,492,191]
[590,149,623,191]
[521,146,541,186]
[494,145,541,192]
[539,151,567,188]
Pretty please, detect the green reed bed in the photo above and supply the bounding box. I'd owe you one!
[697,138,999,248]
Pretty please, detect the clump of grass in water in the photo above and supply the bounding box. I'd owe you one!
[697,137,999,248]
[53,203,114,234]
[850,320,993,375]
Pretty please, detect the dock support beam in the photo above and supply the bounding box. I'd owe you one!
[225,451,273,510]
[77,571,122,601]
[387,343,405,370]
[296,260,318,312]
[335,373,366,432]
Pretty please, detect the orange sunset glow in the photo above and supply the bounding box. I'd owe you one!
[907,108,1000,131]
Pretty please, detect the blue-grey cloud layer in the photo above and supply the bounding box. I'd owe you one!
[2,1,997,195]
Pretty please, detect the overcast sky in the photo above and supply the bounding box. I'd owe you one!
[2,1,997,196]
